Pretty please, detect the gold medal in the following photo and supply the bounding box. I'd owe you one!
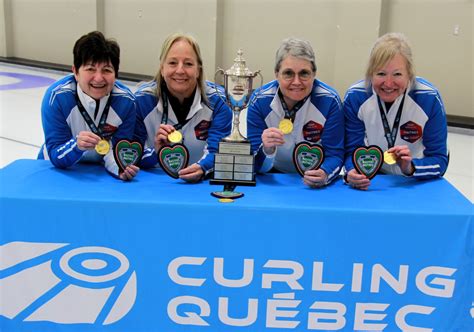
[279,119,293,134]
[384,151,396,165]
[168,130,183,143]
[95,139,110,155]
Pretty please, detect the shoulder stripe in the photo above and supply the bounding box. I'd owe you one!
[49,80,75,106]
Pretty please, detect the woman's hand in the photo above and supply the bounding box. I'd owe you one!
[346,168,370,190]
[76,131,100,151]
[261,127,285,155]
[119,165,140,181]
[388,145,414,175]
[303,168,328,188]
[154,124,175,152]
[178,163,204,183]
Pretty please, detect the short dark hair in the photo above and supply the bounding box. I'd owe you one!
[73,31,120,75]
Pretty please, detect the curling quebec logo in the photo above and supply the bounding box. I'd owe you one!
[0,241,136,325]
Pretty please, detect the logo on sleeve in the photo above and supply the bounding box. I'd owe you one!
[194,120,211,141]
[400,121,422,143]
[303,121,323,143]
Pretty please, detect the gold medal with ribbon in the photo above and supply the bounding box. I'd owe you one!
[168,130,183,143]
[95,139,110,155]
[384,151,396,165]
[279,119,293,134]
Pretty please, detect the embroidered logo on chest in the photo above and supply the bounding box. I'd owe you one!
[400,121,422,143]
[194,120,211,141]
[302,121,323,142]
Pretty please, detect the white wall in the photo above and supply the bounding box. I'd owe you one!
[7,0,98,65]
[384,0,473,119]
[103,0,218,81]
[0,0,7,57]
[1,0,472,118]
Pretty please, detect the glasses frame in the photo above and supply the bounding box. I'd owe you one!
[279,68,314,82]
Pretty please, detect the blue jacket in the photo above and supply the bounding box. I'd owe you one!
[134,81,232,173]
[38,74,136,176]
[247,79,344,183]
[343,77,448,179]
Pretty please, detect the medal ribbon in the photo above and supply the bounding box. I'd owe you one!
[278,89,309,122]
[75,92,112,138]
[377,93,405,148]
[160,85,191,131]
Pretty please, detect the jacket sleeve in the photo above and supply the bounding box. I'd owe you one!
[411,93,449,179]
[246,98,272,173]
[197,97,232,173]
[343,92,366,172]
[319,96,345,183]
[41,90,84,168]
[134,93,159,169]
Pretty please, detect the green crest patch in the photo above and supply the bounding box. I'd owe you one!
[158,144,189,179]
[352,145,383,179]
[114,139,143,173]
[293,142,325,177]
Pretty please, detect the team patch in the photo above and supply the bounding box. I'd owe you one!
[303,121,323,142]
[293,142,325,177]
[114,140,143,172]
[102,123,118,138]
[352,145,383,179]
[158,144,189,179]
[194,120,211,141]
[400,121,422,143]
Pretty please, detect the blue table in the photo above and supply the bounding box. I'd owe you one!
[1,159,472,331]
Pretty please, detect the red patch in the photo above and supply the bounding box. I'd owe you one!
[303,121,324,142]
[194,120,211,141]
[102,123,118,139]
[400,121,422,143]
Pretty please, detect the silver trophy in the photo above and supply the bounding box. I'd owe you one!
[211,50,262,198]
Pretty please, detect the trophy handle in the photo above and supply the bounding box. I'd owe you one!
[256,70,264,89]
[214,68,227,105]
[247,70,264,106]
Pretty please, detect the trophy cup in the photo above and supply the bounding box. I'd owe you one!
[210,49,262,199]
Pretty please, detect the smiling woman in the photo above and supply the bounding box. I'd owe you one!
[73,62,116,101]
[133,32,232,183]
[343,32,449,189]
[36,31,139,181]
[246,37,345,189]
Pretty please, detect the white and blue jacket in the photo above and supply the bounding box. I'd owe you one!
[38,74,136,176]
[246,79,345,183]
[343,77,448,179]
[134,81,232,173]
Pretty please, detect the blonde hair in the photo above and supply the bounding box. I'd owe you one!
[153,33,206,102]
[365,32,415,88]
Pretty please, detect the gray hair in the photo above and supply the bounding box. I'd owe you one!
[274,37,317,73]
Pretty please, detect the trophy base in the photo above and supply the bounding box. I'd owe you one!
[211,140,256,187]
[211,184,244,199]
[210,178,256,187]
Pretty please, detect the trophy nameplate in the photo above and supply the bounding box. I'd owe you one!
[213,142,255,185]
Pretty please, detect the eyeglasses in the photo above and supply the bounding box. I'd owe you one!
[280,69,314,81]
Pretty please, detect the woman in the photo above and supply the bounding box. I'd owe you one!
[134,33,232,182]
[343,32,448,190]
[246,37,344,188]
[38,31,138,181]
